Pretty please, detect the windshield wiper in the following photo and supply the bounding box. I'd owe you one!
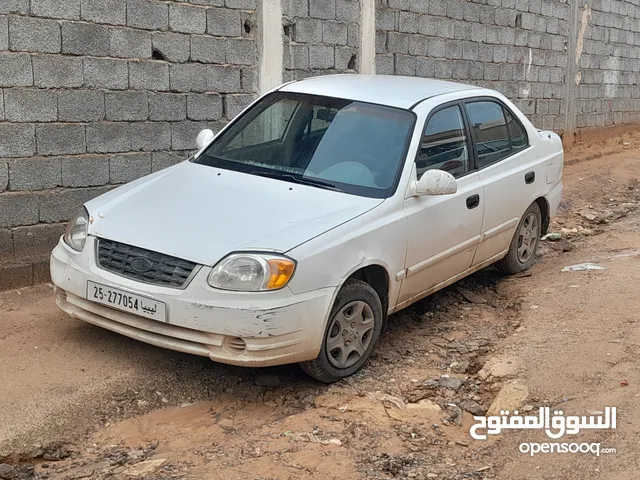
[249,170,343,192]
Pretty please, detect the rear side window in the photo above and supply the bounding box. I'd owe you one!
[466,101,511,168]
[416,105,469,179]
[505,108,528,151]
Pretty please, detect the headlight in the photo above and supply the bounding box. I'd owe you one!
[63,207,89,252]
[208,253,296,291]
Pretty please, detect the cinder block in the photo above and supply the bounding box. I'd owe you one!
[240,67,258,93]
[225,38,257,65]
[0,160,8,193]
[0,16,8,50]
[445,39,462,59]
[225,0,255,9]
[62,21,110,56]
[0,228,12,259]
[437,18,455,39]
[149,93,186,121]
[395,54,417,76]
[207,7,241,36]
[38,186,111,223]
[0,0,29,14]
[493,44,508,63]
[310,0,335,19]
[81,0,127,25]
[336,0,359,23]
[33,54,83,88]
[471,24,486,42]
[9,16,60,53]
[109,27,152,58]
[86,123,131,153]
[130,122,172,151]
[418,15,438,36]
[0,263,33,291]
[452,60,469,80]
[293,18,323,43]
[105,91,148,121]
[323,21,348,45]
[127,0,168,30]
[58,90,105,122]
[375,54,393,75]
[347,22,358,47]
[84,57,129,89]
[4,89,57,122]
[109,153,152,184]
[171,121,211,150]
[0,124,35,158]
[36,124,86,156]
[429,38,446,58]
[152,32,190,63]
[408,36,429,56]
[13,223,66,258]
[152,151,186,172]
[61,155,110,187]
[190,35,225,63]
[387,32,410,54]
[187,93,223,121]
[170,63,207,92]
[169,3,206,34]
[31,0,80,19]
[223,94,256,119]
[0,192,39,228]
[417,57,436,78]
[469,62,484,80]
[129,61,169,91]
[9,157,61,191]
[399,12,419,34]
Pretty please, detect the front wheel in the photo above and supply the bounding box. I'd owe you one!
[300,279,383,383]
[495,202,542,274]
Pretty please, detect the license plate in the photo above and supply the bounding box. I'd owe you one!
[87,281,166,322]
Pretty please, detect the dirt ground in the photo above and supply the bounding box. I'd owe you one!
[1,131,640,480]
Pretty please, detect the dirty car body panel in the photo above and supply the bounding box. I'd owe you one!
[51,74,564,371]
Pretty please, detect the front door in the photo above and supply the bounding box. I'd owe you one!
[398,104,484,307]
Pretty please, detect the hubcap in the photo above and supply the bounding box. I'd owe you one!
[517,212,539,263]
[326,300,374,369]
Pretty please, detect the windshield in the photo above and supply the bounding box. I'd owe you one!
[194,92,415,198]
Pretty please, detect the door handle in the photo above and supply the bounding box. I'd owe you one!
[466,194,480,209]
[525,171,535,184]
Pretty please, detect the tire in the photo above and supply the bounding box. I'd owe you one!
[300,279,383,384]
[495,202,542,274]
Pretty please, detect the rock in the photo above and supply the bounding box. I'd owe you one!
[426,474,438,479]
[122,459,167,478]
[451,360,470,373]
[406,399,442,413]
[460,400,486,416]
[477,356,518,381]
[328,439,342,446]
[0,464,18,480]
[254,373,281,387]
[438,375,465,391]
[486,382,529,417]
[456,287,487,304]
[218,418,234,429]
[447,404,463,426]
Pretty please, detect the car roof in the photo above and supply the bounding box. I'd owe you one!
[279,74,484,110]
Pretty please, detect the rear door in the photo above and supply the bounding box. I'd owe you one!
[463,98,544,265]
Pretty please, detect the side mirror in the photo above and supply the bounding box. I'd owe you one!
[196,129,215,150]
[412,169,457,196]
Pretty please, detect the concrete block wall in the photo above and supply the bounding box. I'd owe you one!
[2,0,640,290]
[576,0,640,128]
[0,0,258,289]
[282,0,361,79]
[375,0,570,132]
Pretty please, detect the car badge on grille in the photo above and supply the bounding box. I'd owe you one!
[130,257,153,273]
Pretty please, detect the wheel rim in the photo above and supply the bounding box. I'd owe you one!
[325,300,375,369]
[517,212,539,263]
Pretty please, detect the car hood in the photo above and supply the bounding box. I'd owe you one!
[85,161,382,266]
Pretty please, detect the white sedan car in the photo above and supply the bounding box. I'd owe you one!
[51,75,563,383]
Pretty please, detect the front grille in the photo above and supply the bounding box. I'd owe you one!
[97,238,197,288]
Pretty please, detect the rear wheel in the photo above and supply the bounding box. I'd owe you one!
[495,202,542,274]
[300,279,383,383]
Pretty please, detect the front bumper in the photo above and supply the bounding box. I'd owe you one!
[50,238,336,367]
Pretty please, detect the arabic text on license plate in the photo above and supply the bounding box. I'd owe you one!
[87,281,166,322]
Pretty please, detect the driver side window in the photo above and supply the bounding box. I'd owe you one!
[417,105,470,179]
